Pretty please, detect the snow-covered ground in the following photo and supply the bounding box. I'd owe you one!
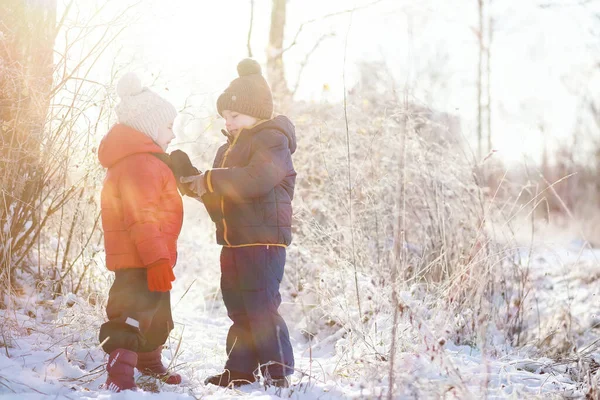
[2,204,600,399]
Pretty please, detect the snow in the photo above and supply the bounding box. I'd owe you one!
[2,203,600,399]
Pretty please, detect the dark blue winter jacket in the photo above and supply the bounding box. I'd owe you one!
[202,116,297,247]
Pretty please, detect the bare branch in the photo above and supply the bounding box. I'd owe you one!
[247,0,254,57]
[54,0,75,37]
[281,0,384,55]
[292,32,336,96]
[341,7,362,324]
[539,0,597,8]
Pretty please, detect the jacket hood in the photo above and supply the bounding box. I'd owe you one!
[251,115,297,154]
[98,124,164,168]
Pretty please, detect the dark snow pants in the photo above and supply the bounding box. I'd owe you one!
[221,246,294,377]
[99,268,173,354]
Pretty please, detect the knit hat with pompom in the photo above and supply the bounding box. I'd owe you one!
[216,59,273,120]
[114,72,177,142]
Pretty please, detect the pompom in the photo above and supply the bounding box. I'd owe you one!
[117,72,143,97]
[237,58,262,77]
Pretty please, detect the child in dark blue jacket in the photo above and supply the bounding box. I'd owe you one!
[182,58,296,388]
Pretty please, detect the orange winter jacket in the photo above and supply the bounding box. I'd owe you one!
[98,124,183,271]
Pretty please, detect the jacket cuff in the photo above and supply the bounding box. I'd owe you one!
[146,258,171,270]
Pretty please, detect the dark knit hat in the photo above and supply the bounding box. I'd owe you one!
[217,59,273,120]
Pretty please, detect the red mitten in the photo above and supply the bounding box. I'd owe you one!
[146,260,175,292]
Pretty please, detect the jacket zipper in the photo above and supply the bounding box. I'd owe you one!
[219,130,242,246]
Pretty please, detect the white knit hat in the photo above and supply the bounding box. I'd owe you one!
[114,72,177,142]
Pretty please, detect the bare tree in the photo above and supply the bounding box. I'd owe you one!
[267,0,291,105]
[477,0,484,160]
[0,0,134,303]
[486,1,493,156]
[0,0,58,295]
[0,0,57,151]
[281,0,386,98]
[476,0,493,161]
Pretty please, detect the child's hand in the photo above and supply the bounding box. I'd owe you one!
[180,174,207,197]
[147,260,175,292]
[170,150,199,176]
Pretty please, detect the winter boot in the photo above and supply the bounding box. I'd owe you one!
[136,346,182,385]
[204,369,256,387]
[105,348,138,392]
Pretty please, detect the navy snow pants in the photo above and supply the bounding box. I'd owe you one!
[221,246,294,377]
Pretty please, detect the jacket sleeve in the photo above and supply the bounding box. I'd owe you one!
[205,130,291,199]
[119,158,170,267]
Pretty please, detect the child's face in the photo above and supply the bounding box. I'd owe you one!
[222,110,257,136]
[156,120,175,150]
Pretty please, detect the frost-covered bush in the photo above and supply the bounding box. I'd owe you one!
[276,63,530,396]
[0,4,117,305]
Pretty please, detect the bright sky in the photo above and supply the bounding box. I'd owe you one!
[57,0,600,165]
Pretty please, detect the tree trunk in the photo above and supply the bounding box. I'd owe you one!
[0,0,57,295]
[477,0,483,160]
[267,0,291,109]
[486,2,493,155]
[0,0,56,127]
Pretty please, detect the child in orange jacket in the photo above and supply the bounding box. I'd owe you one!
[98,73,183,392]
